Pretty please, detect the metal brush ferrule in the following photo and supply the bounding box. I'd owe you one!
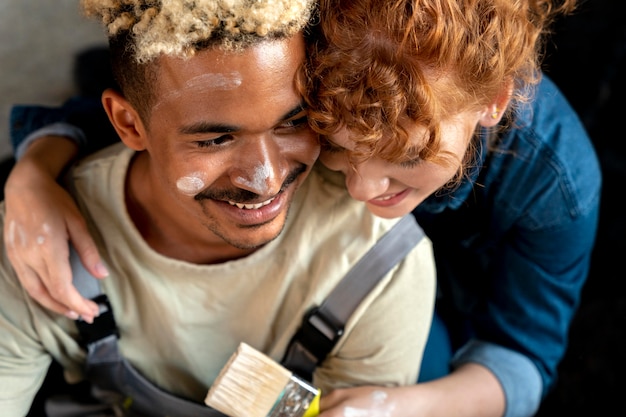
[267,376,319,417]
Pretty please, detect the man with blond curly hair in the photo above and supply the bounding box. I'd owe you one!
[0,1,436,415]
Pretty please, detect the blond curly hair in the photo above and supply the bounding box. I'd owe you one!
[81,0,315,62]
[81,0,315,122]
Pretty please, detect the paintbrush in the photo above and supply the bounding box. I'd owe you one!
[205,342,320,417]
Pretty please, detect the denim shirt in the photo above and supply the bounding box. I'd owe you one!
[10,96,116,159]
[413,75,601,417]
[8,75,601,417]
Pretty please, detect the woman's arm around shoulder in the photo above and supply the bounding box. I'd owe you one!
[3,135,107,322]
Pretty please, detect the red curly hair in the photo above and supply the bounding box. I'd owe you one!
[300,0,576,169]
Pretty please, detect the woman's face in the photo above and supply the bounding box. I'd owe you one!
[319,111,483,219]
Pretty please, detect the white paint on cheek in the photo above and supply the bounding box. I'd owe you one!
[342,391,395,417]
[236,161,273,194]
[177,172,206,196]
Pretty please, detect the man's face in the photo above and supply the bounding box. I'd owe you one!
[138,35,319,250]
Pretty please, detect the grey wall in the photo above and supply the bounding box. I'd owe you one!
[0,0,106,160]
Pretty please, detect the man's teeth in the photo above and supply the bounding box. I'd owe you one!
[228,197,275,210]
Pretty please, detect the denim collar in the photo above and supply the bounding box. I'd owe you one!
[416,130,488,214]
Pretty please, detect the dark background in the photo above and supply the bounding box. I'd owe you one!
[7,0,625,415]
[536,0,626,414]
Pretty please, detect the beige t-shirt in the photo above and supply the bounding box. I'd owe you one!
[0,143,436,416]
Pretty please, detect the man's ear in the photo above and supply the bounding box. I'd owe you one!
[101,89,147,151]
[479,80,514,127]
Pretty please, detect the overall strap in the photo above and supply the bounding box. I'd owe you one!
[281,214,425,380]
[66,214,425,413]
[66,247,226,417]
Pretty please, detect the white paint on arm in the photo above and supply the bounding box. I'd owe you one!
[343,391,395,417]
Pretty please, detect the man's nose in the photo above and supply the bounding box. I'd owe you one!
[344,160,390,202]
[229,137,286,196]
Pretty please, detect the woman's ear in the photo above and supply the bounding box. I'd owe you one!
[101,89,147,151]
[479,81,514,127]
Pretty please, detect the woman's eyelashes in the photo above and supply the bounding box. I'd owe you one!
[320,137,344,153]
[276,115,310,133]
[322,137,422,169]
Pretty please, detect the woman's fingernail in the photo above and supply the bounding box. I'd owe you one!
[65,310,79,320]
[94,262,109,277]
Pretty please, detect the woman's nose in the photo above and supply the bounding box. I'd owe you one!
[344,160,390,202]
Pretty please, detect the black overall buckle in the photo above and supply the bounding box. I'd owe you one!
[301,306,344,356]
[281,306,345,380]
[75,294,119,347]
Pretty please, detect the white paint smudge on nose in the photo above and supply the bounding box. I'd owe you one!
[236,161,273,194]
[177,172,206,196]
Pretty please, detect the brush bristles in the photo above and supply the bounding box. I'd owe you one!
[205,342,292,417]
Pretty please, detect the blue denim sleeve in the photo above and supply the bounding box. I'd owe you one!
[452,339,543,417]
[9,96,116,159]
[416,76,602,415]
[477,77,602,399]
[13,122,86,160]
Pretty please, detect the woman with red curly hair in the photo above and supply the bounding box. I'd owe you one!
[4,0,600,416]
[302,1,600,416]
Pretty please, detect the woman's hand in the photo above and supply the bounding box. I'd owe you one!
[318,363,505,417]
[319,386,419,417]
[3,136,107,323]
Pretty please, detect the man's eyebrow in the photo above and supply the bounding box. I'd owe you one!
[178,103,307,136]
[179,122,236,135]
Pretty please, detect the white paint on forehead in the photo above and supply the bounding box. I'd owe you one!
[236,161,273,194]
[153,71,242,111]
[186,72,242,91]
[176,172,206,196]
